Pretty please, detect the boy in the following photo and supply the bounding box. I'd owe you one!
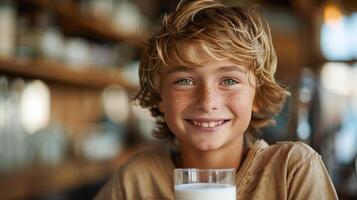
[95,0,338,199]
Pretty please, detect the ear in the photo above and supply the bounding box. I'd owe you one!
[158,101,165,113]
[252,104,259,113]
[252,98,260,113]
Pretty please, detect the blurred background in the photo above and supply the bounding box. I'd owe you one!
[0,0,356,199]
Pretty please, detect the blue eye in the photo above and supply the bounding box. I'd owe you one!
[221,79,239,86]
[174,78,195,85]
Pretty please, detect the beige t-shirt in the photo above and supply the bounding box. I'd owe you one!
[94,140,338,200]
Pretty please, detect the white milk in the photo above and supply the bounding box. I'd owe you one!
[175,183,236,200]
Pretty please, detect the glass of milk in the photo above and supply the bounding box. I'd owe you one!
[174,168,236,200]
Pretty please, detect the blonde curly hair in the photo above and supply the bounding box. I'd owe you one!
[135,0,290,141]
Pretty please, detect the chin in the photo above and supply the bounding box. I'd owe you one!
[192,141,224,152]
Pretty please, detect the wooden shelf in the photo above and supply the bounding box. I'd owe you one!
[0,58,138,92]
[0,145,147,200]
[28,0,145,48]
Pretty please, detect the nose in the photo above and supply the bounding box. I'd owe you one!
[195,84,219,112]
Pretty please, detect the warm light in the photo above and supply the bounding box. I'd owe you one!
[102,85,130,123]
[324,3,343,25]
[131,102,156,140]
[21,80,50,134]
[320,2,353,60]
[320,62,350,96]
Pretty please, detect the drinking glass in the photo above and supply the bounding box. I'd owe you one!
[174,168,236,200]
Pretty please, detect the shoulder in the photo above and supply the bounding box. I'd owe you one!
[254,140,317,157]
[251,140,319,170]
[117,145,173,182]
[125,145,168,165]
[271,141,318,166]
[94,145,174,200]
[269,142,338,199]
[268,141,317,157]
[245,141,337,199]
[120,145,171,172]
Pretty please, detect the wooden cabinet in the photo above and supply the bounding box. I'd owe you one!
[0,1,144,199]
[0,58,137,91]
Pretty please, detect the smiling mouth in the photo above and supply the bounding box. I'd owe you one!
[185,119,231,128]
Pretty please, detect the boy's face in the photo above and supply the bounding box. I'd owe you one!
[158,58,257,152]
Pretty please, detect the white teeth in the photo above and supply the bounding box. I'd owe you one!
[191,120,225,128]
[208,122,215,128]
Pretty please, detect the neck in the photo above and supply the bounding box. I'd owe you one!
[176,137,247,170]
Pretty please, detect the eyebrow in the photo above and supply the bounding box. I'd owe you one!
[167,65,247,74]
[166,66,194,74]
[217,65,247,74]
[166,65,247,74]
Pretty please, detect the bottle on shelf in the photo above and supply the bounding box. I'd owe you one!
[0,0,16,58]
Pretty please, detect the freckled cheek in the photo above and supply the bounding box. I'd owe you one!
[226,92,254,115]
[164,93,192,113]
